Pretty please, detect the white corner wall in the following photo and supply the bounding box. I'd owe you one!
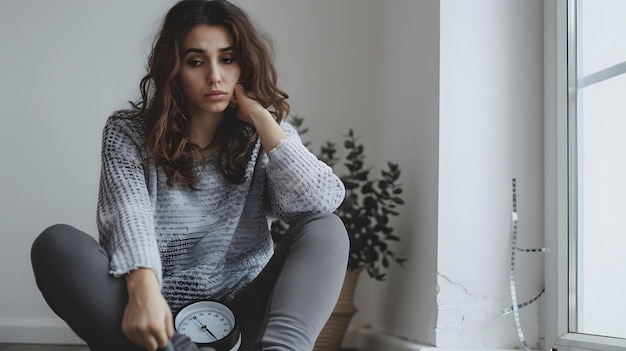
[437,0,544,349]
[349,1,546,350]
[347,0,440,347]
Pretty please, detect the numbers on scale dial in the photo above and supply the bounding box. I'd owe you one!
[178,311,233,342]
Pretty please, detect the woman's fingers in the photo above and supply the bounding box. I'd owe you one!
[125,321,171,350]
[153,323,171,350]
[232,84,266,123]
[122,269,174,351]
[123,320,166,351]
[162,310,175,347]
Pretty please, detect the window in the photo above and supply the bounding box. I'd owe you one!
[545,0,626,350]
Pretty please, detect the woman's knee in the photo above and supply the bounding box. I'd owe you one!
[33,223,73,247]
[32,224,80,263]
[31,223,100,280]
[288,213,349,256]
[316,212,349,249]
[32,224,69,261]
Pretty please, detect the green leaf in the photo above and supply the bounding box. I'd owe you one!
[382,208,400,216]
[361,183,374,194]
[344,181,359,190]
[375,214,388,225]
[392,197,405,205]
[356,170,369,181]
[347,151,361,161]
[368,266,386,281]
[346,163,364,174]
[363,196,378,210]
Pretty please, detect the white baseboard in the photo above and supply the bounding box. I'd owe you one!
[353,329,430,351]
[353,329,522,351]
[0,317,84,344]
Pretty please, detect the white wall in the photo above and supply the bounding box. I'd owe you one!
[437,0,544,348]
[0,0,175,342]
[0,0,384,344]
[234,0,384,153]
[347,0,440,347]
[348,1,545,350]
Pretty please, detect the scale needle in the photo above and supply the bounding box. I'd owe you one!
[192,316,218,340]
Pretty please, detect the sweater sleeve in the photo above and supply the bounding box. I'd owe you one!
[96,116,162,284]
[266,123,345,223]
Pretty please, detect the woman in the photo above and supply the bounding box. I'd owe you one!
[30,1,349,350]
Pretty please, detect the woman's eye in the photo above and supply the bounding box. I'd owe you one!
[188,60,203,67]
[221,57,234,64]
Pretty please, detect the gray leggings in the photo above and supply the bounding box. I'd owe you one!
[31,213,349,351]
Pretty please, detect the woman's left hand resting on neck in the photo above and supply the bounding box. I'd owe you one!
[231,84,287,154]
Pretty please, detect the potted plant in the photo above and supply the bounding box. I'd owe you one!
[271,116,406,350]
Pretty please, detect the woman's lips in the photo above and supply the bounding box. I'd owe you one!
[204,91,227,101]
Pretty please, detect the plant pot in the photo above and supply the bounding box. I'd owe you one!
[313,269,361,351]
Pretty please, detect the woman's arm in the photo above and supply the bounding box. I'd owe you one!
[97,116,163,281]
[123,268,174,351]
[97,116,171,350]
[264,125,346,223]
[231,85,345,222]
[232,84,287,154]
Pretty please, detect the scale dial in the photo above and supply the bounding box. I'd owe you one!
[174,300,241,351]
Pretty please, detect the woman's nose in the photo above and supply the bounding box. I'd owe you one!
[207,63,222,84]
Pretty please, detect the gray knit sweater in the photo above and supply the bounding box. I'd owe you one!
[96,112,345,312]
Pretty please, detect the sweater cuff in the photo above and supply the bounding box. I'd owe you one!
[109,246,163,286]
[267,135,290,157]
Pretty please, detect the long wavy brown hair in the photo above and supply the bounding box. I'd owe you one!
[132,0,289,187]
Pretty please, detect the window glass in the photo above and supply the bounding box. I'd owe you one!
[580,0,626,75]
[578,73,626,338]
[575,0,626,339]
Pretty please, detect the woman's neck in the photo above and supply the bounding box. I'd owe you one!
[188,112,223,149]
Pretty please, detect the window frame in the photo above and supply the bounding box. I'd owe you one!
[544,0,626,350]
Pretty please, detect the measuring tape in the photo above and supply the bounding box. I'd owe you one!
[500,178,548,350]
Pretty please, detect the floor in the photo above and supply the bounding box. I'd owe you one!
[0,346,88,351]
[0,345,357,351]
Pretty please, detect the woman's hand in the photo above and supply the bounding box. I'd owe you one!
[123,268,173,351]
[230,84,266,124]
[230,84,287,153]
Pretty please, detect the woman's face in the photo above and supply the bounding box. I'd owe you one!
[180,24,241,120]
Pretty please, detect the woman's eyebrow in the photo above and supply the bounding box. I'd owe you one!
[183,48,205,55]
[183,46,235,55]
